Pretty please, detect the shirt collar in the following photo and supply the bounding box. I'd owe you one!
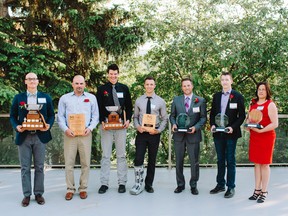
[27,91,37,97]
[222,89,232,96]
[184,94,193,100]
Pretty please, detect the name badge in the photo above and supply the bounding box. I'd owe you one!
[151,104,156,109]
[38,98,47,103]
[117,92,124,98]
[257,106,264,111]
[193,107,200,113]
[229,103,237,109]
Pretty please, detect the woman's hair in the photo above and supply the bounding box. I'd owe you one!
[256,82,272,101]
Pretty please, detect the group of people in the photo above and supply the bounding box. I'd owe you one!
[9,65,278,207]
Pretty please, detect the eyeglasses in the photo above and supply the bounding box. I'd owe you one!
[25,78,38,81]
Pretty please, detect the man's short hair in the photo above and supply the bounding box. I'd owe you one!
[107,64,119,73]
[144,76,155,83]
[181,77,193,85]
[221,71,233,79]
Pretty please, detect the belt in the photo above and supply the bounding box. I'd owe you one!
[28,130,37,134]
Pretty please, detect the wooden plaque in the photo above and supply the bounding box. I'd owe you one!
[68,114,85,136]
[142,114,156,132]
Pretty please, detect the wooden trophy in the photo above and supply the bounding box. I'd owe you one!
[22,104,48,130]
[142,114,156,132]
[103,106,124,130]
[244,109,264,129]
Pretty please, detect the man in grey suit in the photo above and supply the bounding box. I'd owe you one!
[170,77,207,195]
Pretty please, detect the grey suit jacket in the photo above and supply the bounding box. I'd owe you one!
[170,94,207,143]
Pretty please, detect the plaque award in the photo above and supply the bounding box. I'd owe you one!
[213,113,229,133]
[175,113,192,132]
[142,114,156,132]
[68,114,86,136]
[103,106,125,130]
[22,104,48,130]
[244,109,264,129]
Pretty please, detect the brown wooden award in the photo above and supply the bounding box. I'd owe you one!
[68,114,86,136]
[103,106,124,130]
[244,109,264,129]
[22,104,48,131]
[142,114,156,132]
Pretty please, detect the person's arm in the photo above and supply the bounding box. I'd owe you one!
[169,98,177,132]
[191,98,207,132]
[157,99,168,133]
[57,96,68,132]
[87,95,99,131]
[40,94,55,131]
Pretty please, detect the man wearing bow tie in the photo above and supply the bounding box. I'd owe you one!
[209,72,245,198]
[170,77,207,195]
[10,72,55,207]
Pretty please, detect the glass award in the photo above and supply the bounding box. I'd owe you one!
[175,113,192,132]
[244,109,264,129]
[103,106,124,130]
[213,113,229,133]
[22,104,48,130]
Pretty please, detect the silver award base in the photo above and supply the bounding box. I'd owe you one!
[244,123,264,129]
[213,127,229,133]
[175,128,192,133]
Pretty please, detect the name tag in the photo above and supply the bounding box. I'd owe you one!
[257,106,264,111]
[151,104,156,109]
[38,98,47,103]
[229,103,237,109]
[193,107,200,113]
[117,92,124,98]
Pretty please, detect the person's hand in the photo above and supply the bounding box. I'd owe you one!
[123,120,130,129]
[16,125,24,133]
[40,124,50,131]
[187,126,196,134]
[210,125,216,133]
[250,127,263,133]
[226,126,233,134]
[83,128,91,136]
[65,128,75,137]
[172,124,177,132]
[149,129,159,135]
[137,126,145,133]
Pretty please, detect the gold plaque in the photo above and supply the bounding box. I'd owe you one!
[68,114,86,136]
[142,114,156,132]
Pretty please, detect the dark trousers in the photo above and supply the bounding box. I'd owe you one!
[174,140,200,188]
[134,132,161,187]
[214,137,237,189]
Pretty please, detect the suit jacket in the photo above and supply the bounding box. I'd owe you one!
[209,89,245,139]
[170,94,207,143]
[10,92,55,145]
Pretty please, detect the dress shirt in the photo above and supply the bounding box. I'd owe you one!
[221,89,231,116]
[133,93,168,133]
[57,91,99,132]
[27,91,37,104]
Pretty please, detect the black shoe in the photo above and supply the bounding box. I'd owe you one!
[210,186,225,194]
[118,185,126,193]
[174,186,185,193]
[145,185,154,193]
[257,191,268,203]
[98,185,109,194]
[224,188,235,198]
[191,187,199,195]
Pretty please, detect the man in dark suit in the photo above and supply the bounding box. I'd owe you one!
[170,77,207,195]
[10,72,55,207]
[209,72,245,198]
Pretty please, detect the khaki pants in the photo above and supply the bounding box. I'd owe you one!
[64,133,92,193]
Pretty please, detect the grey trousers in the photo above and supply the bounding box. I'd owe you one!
[100,125,128,186]
[18,134,46,197]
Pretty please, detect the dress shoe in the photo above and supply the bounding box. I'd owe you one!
[210,185,225,194]
[174,186,185,193]
[98,185,109,194]
[224,188,235,198]
[65,192,74,201]
[145,185,154,193]
[79,191,87,199]
[21,196,30,207]
[35,194,45,205]
[191,187,199,195]
[118,185,126,193]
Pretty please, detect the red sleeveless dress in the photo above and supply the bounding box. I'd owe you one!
[249,100,276,164]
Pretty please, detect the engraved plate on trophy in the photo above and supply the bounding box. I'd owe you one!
[175,113,192,132]
[244,109,264,129]
[22,104,47,131]
[213,113,229,133]
[103,106,124,130]
[68,114,86,136]
[142,114,156,132]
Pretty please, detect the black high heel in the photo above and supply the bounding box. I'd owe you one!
[248,189,262,200]
[257,191,268,203]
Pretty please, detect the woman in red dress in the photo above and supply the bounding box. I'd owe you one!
[246,82,278,203]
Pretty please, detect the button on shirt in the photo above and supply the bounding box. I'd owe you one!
[57,92,99,132]
[133,93,168,133]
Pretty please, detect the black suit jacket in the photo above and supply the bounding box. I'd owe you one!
[210,89,245,139]
[10,92,55,145]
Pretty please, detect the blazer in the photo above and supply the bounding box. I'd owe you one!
[209,89,245,139]
[10,92,55,145]
[170,94,207,143]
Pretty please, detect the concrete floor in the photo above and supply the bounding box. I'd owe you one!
[0,167,287,216]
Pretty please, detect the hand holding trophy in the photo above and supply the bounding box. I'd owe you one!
[103,106,125,130]
[174,113,192,132]
[212,113,229,133]
[244,109,264,129]
[22,104,48,130]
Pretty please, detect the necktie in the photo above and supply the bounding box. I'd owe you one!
[112,84,121,110]
[185,97,190,113]
[146,97,152,114]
